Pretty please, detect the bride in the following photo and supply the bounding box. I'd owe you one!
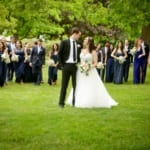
[67,36,118,108]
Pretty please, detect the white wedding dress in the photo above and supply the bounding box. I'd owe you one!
[67,52,118,108]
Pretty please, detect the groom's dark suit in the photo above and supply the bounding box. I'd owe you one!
[58,39,81,107]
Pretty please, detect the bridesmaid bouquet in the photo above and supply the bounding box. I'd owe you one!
[25,55,30,62]
[11,54,19,62]
[130,47,136,56]
[118,56,126,64]
[78,60,91,76]
[48,59,55,66]
[1,53,10,63]
[97,62,104,69]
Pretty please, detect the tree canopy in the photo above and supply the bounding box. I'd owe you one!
[0,0,150,42]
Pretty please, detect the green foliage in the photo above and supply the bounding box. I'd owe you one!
[0,2,17,33]
[108,0,150,40]
[1,0,149,40]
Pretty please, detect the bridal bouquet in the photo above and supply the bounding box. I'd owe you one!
[130,47,136,56]
[118,56,126,64]
[97,62,104,69]
[78,60,91,76]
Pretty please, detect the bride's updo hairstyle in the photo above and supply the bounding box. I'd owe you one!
[87,37,95,53]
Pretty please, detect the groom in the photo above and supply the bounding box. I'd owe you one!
[58,27,82,108]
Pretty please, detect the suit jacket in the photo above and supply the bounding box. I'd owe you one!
[124,45,131,62]
[102,47,108,64]
[144,43,150,59]
[7,44,14,52]
[58,39,81,67]
[30,46,45,67]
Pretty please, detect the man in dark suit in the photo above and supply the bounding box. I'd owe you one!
[58,27,82,108]
[141,39,150,83]
[123,39,131,82]
[101,42,109,81]
[7,36,16,81]
[30,39,45,85]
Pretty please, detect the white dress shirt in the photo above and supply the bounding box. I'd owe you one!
[66,38,77,63]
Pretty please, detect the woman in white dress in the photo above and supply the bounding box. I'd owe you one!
[67,37,118,108]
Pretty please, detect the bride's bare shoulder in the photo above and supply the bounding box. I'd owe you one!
[92,49,97,54]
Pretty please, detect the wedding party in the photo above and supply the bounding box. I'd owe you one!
[0,0,150,149]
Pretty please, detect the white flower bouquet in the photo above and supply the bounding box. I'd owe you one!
[48,59,55,66]
[1,53,10,63]
[77,44,81,48]
[78,60,91,75]
[130,47,136,56]
[11,54,19,62]
[97,62,104,69]
[118,56,126,64]
[25,55,30,62]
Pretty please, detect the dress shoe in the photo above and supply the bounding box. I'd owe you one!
[59,104,64,108]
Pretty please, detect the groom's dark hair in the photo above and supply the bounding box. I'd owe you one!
[70,27,81,35]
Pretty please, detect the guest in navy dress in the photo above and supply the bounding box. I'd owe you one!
[23,42,33,83]
[1,37,9,84]
[133,38,145,84]
[0,41,7,87]
[48,43,59,85]
[111,40,127,84]
[105,43,114,83]
[13,40,25,84]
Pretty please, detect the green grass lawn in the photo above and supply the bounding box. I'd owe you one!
[0,65,150,150]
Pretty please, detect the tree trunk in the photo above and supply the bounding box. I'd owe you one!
[141,25,150,45]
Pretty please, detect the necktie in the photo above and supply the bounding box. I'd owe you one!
[73,41,76,61]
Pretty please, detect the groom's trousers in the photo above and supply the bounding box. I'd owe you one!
[59,63,77,106]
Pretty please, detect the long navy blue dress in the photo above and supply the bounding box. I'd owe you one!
[13,49,25,83]
[105,50,114,82]
[48,52,58,85]
[23,49,33,83]
[133,48,145,84]
[113,52,124,84]
[0,51,7,87]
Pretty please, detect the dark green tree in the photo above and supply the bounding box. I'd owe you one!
[0,0,149,43]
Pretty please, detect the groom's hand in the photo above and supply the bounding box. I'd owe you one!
[57,63,63,70]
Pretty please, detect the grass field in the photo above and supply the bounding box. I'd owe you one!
[0,65,150,150]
